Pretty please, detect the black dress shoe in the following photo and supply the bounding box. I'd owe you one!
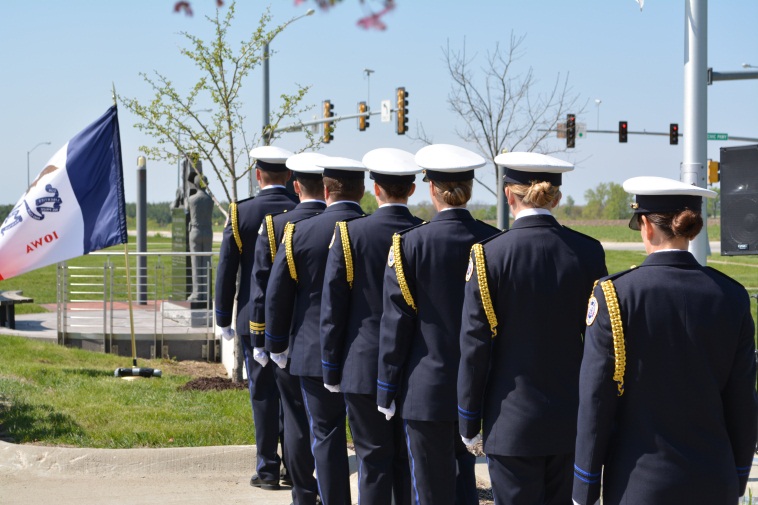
[250,474,280,490]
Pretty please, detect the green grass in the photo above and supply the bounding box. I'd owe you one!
[0,236,217,314]
[605,250,758,325]
[567,221,722,243]
[0,335,251,448]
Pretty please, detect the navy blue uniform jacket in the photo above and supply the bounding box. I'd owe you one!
[264,202,364,377]
[249,201,327,348]
[320,205,423,394]
[457,214,607,456]
[573,250,757,505]
[377,208,499,421]
[215,188,298,335]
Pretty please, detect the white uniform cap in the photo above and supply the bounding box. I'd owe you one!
[623,176,717,198]
[495,152,573,186]
[249,145,294,172]
[415,144,485,182]
[623,176,716,230]
[285,152,327,175]
[317,156,367,180]
[362,148,422,184]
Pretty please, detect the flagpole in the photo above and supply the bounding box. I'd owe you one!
[112,83,138,368]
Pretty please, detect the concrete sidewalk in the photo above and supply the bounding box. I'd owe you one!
[0,440,493,505]
[2,439,758,505]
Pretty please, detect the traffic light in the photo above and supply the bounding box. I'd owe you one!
[669,123,679,145]
[619,121,628,143]
[396,87,409,135]
[566,114,576,148]
[323,100,334,143]
[358,101,369,131]
[707,160,720,184]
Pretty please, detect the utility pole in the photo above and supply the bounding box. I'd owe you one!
[683,0,708,264]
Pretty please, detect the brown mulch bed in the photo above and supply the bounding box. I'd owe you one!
[159,360,247,392]
[179,376,247,392]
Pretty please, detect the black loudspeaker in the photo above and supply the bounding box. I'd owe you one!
[720,145,758,256]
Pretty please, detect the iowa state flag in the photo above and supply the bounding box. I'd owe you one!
[0,106,128,280]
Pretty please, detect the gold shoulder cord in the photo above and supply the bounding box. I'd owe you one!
[472,244,497,338]
[392,233,416,312]
[284,222,298,282]
[600,279,626,396]
[265,215,277,262]
[230,202,242,253]
[337,222,354,289]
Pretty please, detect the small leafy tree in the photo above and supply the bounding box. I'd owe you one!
[122,2,316,213]
[123,2,318,382]
[583,182,633,220]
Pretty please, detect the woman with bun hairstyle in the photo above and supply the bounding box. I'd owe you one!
[457,152,607,505]
[377,144,500,505]
[572,176,757,505]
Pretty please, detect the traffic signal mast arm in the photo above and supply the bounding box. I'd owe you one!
[270,108,390,134]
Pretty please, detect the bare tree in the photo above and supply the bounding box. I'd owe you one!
[441,34,585,226]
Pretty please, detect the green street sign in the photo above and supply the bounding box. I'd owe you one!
[707,133,728,141]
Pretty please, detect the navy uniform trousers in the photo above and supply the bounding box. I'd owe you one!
[377,208,499,505]
[249,200,326,505]
[573,250,757,505]
[214,186,298,482]
[320,205,422,505]
[265,201,365,505]
[457,213,607,505]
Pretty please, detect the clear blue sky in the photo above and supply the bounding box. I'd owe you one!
[2,0,757,207]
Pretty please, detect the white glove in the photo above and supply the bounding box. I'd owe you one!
[461,433,482,448]
[377,400,396,420]
[218,326,235,341]
[253,347,269,367]
[324,383,341,393]
[270,348,289,369]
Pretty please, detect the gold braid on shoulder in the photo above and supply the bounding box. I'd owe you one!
[337,222,354,289]
[265,215,277,263]
[600,279,626,396]
[472,244,497,338]
[230,202,242,253]
[391,233,416,312]
[284,222,298,282]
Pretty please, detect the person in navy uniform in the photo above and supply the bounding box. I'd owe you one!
[320,148,422,505]
[457,152,607,505]
[265,156,366,505]
[214,145,298,491]
[377,144,500,505]
[572,176,757,505]
[248,152,328,505]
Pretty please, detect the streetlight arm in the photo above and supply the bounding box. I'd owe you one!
[27,141,51,187]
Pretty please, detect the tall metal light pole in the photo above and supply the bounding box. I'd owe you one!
[594,99,602,130]
[364,68,375,106]
[257,8,315,196]
[27,141,51,187]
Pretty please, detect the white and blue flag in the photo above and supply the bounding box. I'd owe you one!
[0,106,128,280]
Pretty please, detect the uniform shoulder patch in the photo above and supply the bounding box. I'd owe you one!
[465,257,474,281]
[586,295,599,326]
